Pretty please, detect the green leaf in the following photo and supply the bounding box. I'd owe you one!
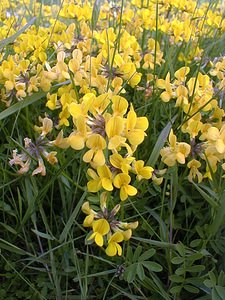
[212,288,223,300]
[189,252,203,262]
[186,265,205,273]
[0,239,27,255]
[175,267,186,276]
[132,245,142,263]
[209,191,225,235]
[124,263,137,283]
[59,191,87,243]
[175,243,185,257]
[204,279,214,288]
[91,0,103,31]
[136,263,145,281]
[31,229,55,240]
[206,271,217,284]
[126,245,133,262]
[142,261,163,272]
[191,182,218,208]
[169,275,184,283]
[218,271,225,286]
[170,285,182,294]
[132,236,176,249]
[147,115,177,166]
[215,286,225,299]
[0,223,17,235]
[171,256,184,264]
[138,249,156,262]
[183,285,199,293]
[0,17,36,49]
[0,81,68,121]
[190,239,202,248]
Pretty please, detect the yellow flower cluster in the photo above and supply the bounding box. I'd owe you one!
[82,193,138,256]
[158,62,225,182]
[2,0,225,257]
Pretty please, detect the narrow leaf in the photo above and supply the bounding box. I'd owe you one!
[147,115,177,166]
[191,182,218,208]
[31,229,55,240]
[0,17,36,49]
[59,190,87,243]
[91,0,103,31]
[142,261,162,272]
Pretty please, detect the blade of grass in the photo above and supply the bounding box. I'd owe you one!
[0,17,36,49]
[147,115,177,166]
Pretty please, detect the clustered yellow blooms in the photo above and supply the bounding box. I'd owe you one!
[158,62,225,182]
[82,193,138,256]
[3,0,225,256]
[66,93,153,199]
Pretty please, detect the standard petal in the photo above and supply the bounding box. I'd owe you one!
[105,243,117,256]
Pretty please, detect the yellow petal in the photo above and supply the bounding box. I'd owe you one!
[68,103,82,118]
[106,116,124,138]
[83,214,94,227]
[81,201,91,214]
[123,229,132,241]
[93,219,110,235]
[125,185,137,197]
[207,127,220,141]
[161,91,171,102]
[215,139,225,153]
[83,149,94,163]
[95,233,104,247]
[139,166,154,179]
[135,117,149,131]
[112,95,128,116]
[87,179,102,192]
[108,136,125,150]
[69,134,85,150]
[93,150,105,166]
[105,242,117,256]
[127,109,137,131]
[127,129,145,146]
[101,178,113,191]
[120,186,128,201]
[116,243,122,256]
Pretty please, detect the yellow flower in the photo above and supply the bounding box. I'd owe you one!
[133,160,154,180]
[111,95,128,116]
[83,134,106,166]
[105,232,124,256]
[34,116,53,136]
[87,165,113,193]
[160,130,191,166]
[82,202,96,227]
[113,173,137,201]
[69,115,88,150]
[106,116,125,139]
[206,125,225,154]
[125,104,149,148]
[157,73,174,102]
[88,219,110,247]
[187,159,203,183]
[68,93,95,119]
[109,153,134,174]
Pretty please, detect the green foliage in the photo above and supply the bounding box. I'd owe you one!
[123,246,162,283]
